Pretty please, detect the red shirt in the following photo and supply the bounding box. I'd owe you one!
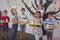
[1,16,10,27]
[0,18,1,20]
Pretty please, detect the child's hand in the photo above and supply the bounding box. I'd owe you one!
[18,20,23,24]
[33,27,37,32]
[26,21,30,24]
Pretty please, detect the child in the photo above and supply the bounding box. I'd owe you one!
[44,12,56,40]
[11,8,20,40]
[32,11,43,40]
[37,4,44,18]
[1,10,10,40]
[18,8,28,39]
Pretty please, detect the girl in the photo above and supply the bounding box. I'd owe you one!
[1,10,10,40]
[33,11,43,40]
[11,8,20,40]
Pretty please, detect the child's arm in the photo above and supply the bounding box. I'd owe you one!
[18,19,23,24]
[18,15,23,24]
[7,16,10,23]
[32,26,36,32]
[38,18,43,26]
[44,23,47,30]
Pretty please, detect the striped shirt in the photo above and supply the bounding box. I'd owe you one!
[44,18,56,31]
[18,13,28,21]
[33,18,43,37]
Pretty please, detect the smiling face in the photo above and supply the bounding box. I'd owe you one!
[48,13,53,19]
[38,4,43,9]
[3,10,7,16]
[35,11,41,18]
[13,9,16,14]
[11,8,17,15]
[21,10,25,14]
[21,8,25,14]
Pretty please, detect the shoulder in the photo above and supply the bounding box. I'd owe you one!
[11,15,15,18]
[52,18,56,21]
[45,19,49,21]
[6,16,9,18]
[44,19,49,23]
[1,16,4,18]
[18,13,21,16]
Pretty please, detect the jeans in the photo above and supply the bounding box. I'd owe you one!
[2,26,8,32]
[11,24,18,40]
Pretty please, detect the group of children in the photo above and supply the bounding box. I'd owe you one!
[0,7,57,40]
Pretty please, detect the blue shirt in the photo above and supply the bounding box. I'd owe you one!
[44,18,56,31]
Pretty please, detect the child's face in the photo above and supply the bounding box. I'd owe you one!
[38,4,42,9]
[48,14,53,19]
[36,13,41,18]
[13,9,17,14]
[21,10,25,14]
[3,12,7,16]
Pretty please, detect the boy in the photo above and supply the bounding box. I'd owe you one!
[1,10,10,40]
[44,12,56,40]
[18,8,28,39]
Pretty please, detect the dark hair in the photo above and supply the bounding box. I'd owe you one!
[48,12,53,16]
[36,11,41,18]
[36,11,41,14]
[21,8,25,11]
[3,10,7,13]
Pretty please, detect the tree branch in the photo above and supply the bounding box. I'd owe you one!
[22,0,34,15]
[34,0,38,8]
[31,2,37,10]
[43,0,53,13]
[39,0,43,5]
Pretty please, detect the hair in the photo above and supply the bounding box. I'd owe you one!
[11,8,17,15]
[48,12,53,16]
[21,8,25,11]
[36,11,41,14]
[36,11,41,18]
[3,10,7,13]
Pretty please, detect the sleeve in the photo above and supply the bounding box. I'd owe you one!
[0,17,2,20]
[43,19,48,25]
[7,16,10,22]
[11,16,15,19]
[54,19,57,25]
[40,18,43,25]
[1,16,3,20]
